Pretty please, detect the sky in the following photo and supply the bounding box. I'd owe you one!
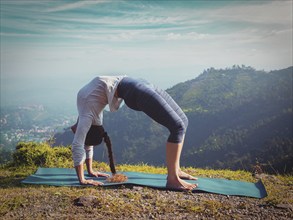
[0,0,292,110]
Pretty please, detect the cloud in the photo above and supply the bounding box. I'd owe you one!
[166,32,209,41]
[221,2,290,28]
[1,0,292,82]
[44,0,108,13]
[3,0,290,46]
[204,1,292,29]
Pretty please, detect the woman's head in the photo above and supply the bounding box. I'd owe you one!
[85,125,116,174]
[84,125,105,146]
[71,122,116,174]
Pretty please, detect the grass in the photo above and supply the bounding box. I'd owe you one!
[0,163,292,219]
[1,142,292,219]
[116,163,255,182]
[1,160,292,193]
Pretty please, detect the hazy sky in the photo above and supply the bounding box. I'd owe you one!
[1,0,292,109]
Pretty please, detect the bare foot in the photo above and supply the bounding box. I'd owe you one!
[88,171,110,178]
[166,176,198,191]
[178,170,197,180]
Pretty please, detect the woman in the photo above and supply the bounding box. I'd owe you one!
[72,76,197,190]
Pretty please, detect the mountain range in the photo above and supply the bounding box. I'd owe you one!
[54,66,293,174]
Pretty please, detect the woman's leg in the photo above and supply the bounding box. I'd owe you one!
[154,88,197,181]
[175,136,197,180]
[137,88,197,190]
[166,142,197,190]
[119,78,197,189]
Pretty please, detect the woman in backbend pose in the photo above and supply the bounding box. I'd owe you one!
[71,76,197,190]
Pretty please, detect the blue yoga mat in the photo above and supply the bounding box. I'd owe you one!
[21,167,267,198]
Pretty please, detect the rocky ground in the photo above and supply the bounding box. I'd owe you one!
[1,164,292,220]
[1,182,292,220]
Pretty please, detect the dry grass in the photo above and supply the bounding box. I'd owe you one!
[0,163,292,219]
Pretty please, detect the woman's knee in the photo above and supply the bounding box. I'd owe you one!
[167,120,187,143]
[182,114,188,129]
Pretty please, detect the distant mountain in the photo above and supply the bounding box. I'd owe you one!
[54,66,293,174]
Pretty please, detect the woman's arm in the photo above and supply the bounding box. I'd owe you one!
[72,116,103,185]
[85,157,110,178]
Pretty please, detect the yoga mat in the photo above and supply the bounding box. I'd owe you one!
[21,167,267,198]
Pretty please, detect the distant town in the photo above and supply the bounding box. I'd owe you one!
[0,104,76,151]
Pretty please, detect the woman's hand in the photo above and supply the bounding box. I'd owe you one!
[88,171,110,178]
[76,163,105,186]
[80,179,104,186]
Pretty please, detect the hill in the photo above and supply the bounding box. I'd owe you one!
[54,66,293,174]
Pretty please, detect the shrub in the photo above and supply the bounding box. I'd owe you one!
[12,142,72,168]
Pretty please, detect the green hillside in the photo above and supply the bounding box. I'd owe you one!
[168,66,293,172]
[54,66,293,174]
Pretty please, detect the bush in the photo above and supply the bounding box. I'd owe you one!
[12,142,73,168]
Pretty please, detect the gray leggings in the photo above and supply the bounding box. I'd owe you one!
[117,77,188,143]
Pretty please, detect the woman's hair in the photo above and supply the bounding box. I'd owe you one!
[71,121,116,174]
[88,125,116,174]
[103,132,116,174]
